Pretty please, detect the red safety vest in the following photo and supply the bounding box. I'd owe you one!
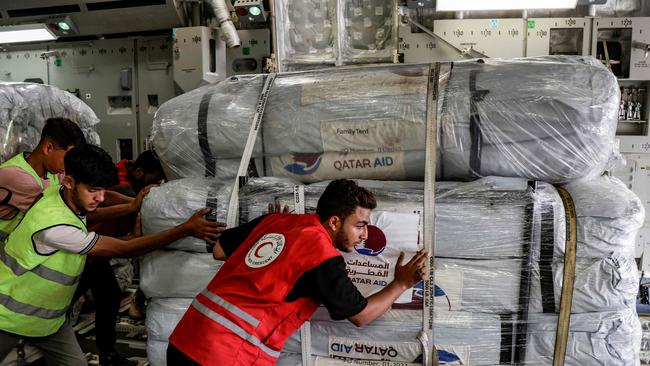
[169,213,341,365]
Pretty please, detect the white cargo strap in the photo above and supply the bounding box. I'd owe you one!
[227,73,277,228]
[292,184,312,366]
[419,62,443,366]
[293,185,305,215]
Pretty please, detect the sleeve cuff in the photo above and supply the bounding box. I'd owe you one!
[79,233,99,254]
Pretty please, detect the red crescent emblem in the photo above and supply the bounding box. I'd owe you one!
[254,242,274,258]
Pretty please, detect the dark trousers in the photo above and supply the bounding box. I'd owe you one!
[73,257,122,354]
[166,344,201,366]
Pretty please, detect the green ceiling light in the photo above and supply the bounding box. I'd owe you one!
[233,0,267,24]
[248,6,262,16]
[57,21,71,31]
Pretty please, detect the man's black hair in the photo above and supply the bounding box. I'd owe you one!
[134,150,165,176]
[64,144,119,188]
[316,179,377,222]
[40,117,87,149]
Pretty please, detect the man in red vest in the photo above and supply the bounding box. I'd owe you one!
[167,179,428,366]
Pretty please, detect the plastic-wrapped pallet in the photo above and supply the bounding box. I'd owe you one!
[146,298,192,366]
[139,250,222,298]
[151,56,618,183]
[141,177,232,252]
[0,82,101,161]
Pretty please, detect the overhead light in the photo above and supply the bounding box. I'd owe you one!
[0,24,57,44]
[57,21,71,31]
[45,15,78,37]
[436,0,578,11]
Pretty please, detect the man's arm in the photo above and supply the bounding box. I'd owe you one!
[348,250,427,327]
[210,214,269,260]
[103,190,134,205]
[87,186,150,224]
[87,208,225,257]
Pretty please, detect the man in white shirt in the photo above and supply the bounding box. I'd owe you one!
[0,144,225,366]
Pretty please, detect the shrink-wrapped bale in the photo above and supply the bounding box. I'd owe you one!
[239,176,566,260]
[141,177,232,252]
[563,175,645,258]
[524,309,641,366]
[151,56,617,183]
[0,82,101,161]
[146,298,192,366]
[279,309,640,366]
[282,308,503,365]
[140,250,222,298]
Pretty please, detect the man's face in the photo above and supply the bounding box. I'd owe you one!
[333,206,371,253]
[133,168,164,192]
[71,182,105,213]
[44,144,72,174]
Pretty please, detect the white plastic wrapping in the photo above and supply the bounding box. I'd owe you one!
[564,174,645,258]
[146,298,192,366]
[152,57,618,183]
[0,82,101,161]
[139,250,222,299]
[438,56,618,182]
[280,308,640,366]
[283,308,502,365]
[524,309,641,366]
[141,177,232,252]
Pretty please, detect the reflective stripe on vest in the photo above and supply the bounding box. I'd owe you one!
[0,244,80,286]
[0,293,66,319]
[191,298,281,359]
[199,289,259,327]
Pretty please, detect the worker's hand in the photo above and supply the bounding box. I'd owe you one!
[392,250,428,290]
[130,185,157,213]
[184,208,227,245]
[267,199,290,214]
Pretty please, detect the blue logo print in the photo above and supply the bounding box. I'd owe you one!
[283,153,322,175]
[438,349,463,364]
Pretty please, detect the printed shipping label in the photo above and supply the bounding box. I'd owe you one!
[321,120,424,153]
[328,337,421,362]
[315,356,419,366]
[270,151,407,183]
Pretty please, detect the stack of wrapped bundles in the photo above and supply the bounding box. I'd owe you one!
[139,173,643,365]
[0,82,101,161]
[140,178,229,365]
[142,56,643,365]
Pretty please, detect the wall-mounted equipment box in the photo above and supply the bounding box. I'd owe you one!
[433,18,526,58]
[173,26,226,93]
[593,17,650,80]
[226,29,270,76]
[526,17,591,57]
